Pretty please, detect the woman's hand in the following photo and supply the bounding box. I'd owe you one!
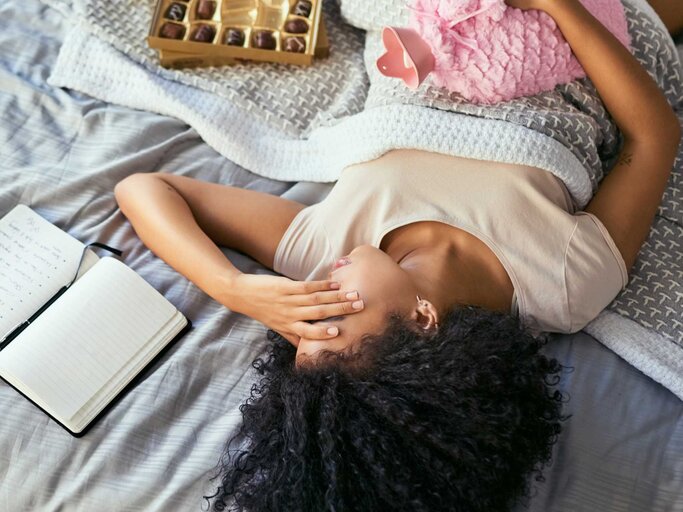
[228,273,364,347]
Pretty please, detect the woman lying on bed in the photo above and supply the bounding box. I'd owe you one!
[115,0,681,510]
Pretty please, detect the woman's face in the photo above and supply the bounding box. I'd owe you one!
[296,245,419,364]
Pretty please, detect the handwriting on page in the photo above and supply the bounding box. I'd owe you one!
[0,206,85,338]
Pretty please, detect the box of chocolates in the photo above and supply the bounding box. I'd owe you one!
[148,0,324,67]
[158,16,329,69]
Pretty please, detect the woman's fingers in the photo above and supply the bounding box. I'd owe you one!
[277,330,301,348]
[284,281,365,318]
[288,279,340,294]
[294,321,341,340]
[290,289,360,306]
[277,322,341,347]
[296,299,364,321]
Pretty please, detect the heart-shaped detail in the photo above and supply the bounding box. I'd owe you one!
[377,27,435,90]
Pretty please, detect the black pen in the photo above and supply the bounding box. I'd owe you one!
[0,242,122,351]
[0,284,69,350]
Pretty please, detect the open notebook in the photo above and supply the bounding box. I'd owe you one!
[0,205,191,436]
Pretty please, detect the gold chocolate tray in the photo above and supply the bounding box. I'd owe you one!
[148,0,323,66]
[158,18,329,68]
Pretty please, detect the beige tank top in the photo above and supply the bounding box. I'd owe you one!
[274,150,628,334]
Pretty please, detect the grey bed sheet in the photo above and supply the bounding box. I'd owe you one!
[1,1,683,511]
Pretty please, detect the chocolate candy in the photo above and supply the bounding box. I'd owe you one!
[292,0,312,17]
[165,3,186,21]
[191,24,216,42]
[253,30,276,50]
[284,18,308,34]
[196,0,216,19]
[160,22,186,39]
[283,36,306,53]
[225,27,245,46]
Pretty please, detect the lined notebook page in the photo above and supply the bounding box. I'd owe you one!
[69,310,186,432]
[0,257,177,422]
[0,205,96,337]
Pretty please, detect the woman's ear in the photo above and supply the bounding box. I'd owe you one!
[412,296,439,333]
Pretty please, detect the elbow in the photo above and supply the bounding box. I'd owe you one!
[662,115,680,163]
[662,110,682,150]
[671,115,682,151]
[114,173,139,206]
[659,101,680,145]
[626,112,681,155]
[114,172,159,217]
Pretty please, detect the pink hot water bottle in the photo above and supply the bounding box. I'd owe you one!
[377,0,631,103]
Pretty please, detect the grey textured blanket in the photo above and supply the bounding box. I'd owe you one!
[45,0,683,398]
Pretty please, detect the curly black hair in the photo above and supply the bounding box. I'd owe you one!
[204,307,570,512]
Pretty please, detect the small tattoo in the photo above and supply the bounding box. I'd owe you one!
[618,152,633,166]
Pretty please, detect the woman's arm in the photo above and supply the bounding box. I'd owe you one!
[538,0,678,142]
[114,173,363,344]
[508,0,681,271]
[645,0,683,36]
[543,0,680,271]
[115,173,291,305]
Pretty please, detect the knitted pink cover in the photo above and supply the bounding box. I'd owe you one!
[409,0,631,103]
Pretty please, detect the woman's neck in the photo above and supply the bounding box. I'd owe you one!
[382,222,514,315]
